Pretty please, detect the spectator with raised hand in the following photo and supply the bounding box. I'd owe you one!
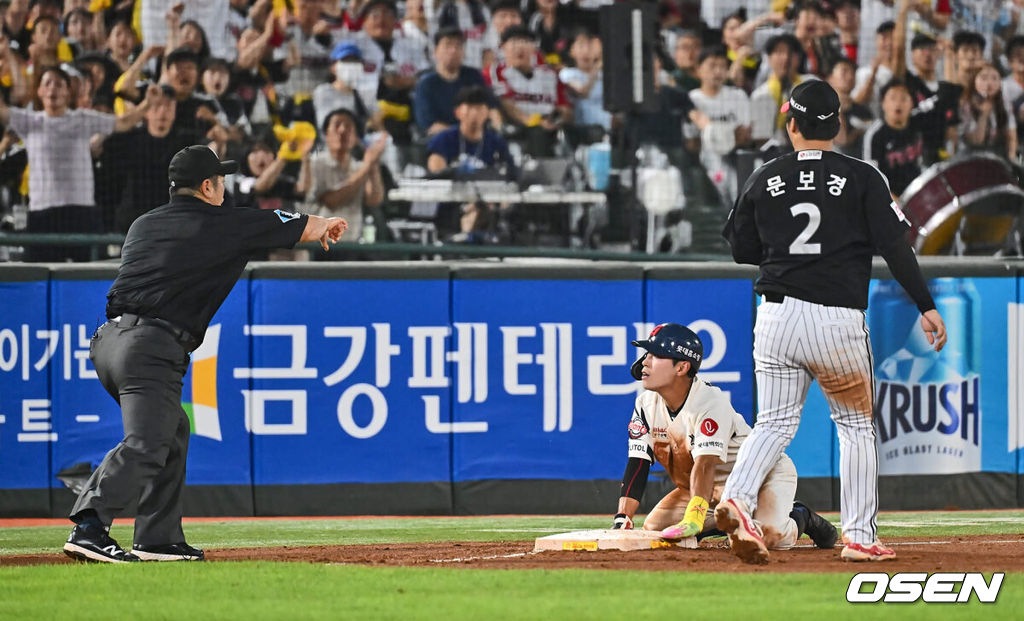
[828,57,874,157]
[277,0,338,112]
[558,29,609,133]
[958,62,1017,160]
[834,0,861,63]
[949,30,986,89]
[414,27,494,136]
[720,9,762,93]
[140,0,232,61]
[111,44,164,111]
[435,0,491,69]
[892,0,962,165]
[853,20,896,115]
[95,87,191,232]
[808,2,847,79]
[0,62,162,261]
[232,21,290,132]
[306,108,386,242]
[175,19,213,67]
[158,47,229,145]
[401,0,431,49]
[750,33,809,148]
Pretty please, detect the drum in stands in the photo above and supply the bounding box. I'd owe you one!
[898,152,1024,255]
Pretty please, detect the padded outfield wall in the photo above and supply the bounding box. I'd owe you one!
[0,259,1020,518]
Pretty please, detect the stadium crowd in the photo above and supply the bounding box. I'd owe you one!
[0,0,1022,261]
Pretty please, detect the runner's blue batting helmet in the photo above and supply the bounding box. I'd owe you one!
[630,323,703,380]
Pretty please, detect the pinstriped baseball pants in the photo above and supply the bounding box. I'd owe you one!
[721,296,879,545]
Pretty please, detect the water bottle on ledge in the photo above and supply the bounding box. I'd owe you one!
[361,215,376,244]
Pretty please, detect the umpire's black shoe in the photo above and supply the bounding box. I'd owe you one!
[63,524,140,564]
[793,501,838,549]
[132,542,205,562]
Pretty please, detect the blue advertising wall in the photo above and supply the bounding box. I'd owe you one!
[0,260,1021,517]
[0,267,50,515]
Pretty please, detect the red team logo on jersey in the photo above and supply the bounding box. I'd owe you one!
[628,418,648,439]
[700,419,719,436]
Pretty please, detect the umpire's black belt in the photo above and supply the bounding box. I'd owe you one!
[112,313,201,352]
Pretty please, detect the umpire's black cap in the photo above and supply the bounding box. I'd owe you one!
[780,79,841,123]
[168,145,238,189]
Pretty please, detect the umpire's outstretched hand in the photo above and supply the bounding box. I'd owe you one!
[301,215,349,250]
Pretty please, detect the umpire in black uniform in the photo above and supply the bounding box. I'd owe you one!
[63,145,348,563]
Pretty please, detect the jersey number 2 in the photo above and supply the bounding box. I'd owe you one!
[789,203,821,255]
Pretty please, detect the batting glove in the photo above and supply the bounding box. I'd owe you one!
[661,496,708,541]
[611,513,633,530]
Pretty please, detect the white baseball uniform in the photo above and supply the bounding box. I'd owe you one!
[627,378,799,549]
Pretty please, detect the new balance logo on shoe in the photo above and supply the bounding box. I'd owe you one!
[63,524,139,564]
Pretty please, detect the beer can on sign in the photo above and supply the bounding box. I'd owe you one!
[868,278,981,475]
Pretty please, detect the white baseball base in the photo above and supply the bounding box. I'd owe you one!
[533,529,698,552]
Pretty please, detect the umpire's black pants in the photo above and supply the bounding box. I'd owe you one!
[70,318,192,545]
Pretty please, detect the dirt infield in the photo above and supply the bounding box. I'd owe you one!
[5,535,1024,572]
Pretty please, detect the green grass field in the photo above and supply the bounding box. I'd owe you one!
[2,511,1022,620]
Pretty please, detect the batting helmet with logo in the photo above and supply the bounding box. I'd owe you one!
[629,323,704,380]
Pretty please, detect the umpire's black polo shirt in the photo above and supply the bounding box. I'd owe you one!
[107,195,308,340]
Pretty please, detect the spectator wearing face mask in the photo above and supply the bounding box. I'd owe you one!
[313,42,371,133]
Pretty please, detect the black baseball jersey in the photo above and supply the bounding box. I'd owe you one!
[722,149,910,310]
[107,195,308,338]
[906,73,962,165]
[862,120,923,197]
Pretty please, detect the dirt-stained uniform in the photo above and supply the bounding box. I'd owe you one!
[624,378,800,549]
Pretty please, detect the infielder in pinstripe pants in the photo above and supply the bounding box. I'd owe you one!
[718,80,947,563]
